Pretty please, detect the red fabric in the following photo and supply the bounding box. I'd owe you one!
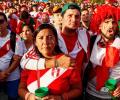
[25,48,38,60]
[116,8,120,21]
[96,64,109,90]
[96,46,119,90]
[105,46,119,67]
[105,0,117,3]
[48,69,81,94]
[35,19,41,30]
[75,49,85,76]
[61,33,78,52]
[0,40,10,57]
[9,18,17,33]
[16,21,23,34]
[0,5,3,10]
[20,62,81,95]
[61,33,85,75]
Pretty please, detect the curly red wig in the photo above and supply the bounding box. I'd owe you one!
[90,5,119,34]
[105,0,117,3]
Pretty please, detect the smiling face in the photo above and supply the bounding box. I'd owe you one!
[99,18,118,41]
[62,9,81,30]
[35,28,56,58]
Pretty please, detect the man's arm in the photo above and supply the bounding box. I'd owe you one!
[0,55,22,81]
[6,54,22,74]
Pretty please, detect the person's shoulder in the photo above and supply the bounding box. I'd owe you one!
[24,47,39,60]
[111,37,120,49]
[77,27,87,34]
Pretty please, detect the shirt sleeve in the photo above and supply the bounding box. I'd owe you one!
[20,69,29,84]
[14,35,24,56]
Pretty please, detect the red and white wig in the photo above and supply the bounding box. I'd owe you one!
[90,5,119,34]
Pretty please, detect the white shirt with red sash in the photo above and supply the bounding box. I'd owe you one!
[87,35,120,99]
[57,28,89,71]
[20,49,81,94]
[0,29,24,81]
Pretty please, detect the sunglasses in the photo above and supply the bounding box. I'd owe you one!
[0,19,5,24]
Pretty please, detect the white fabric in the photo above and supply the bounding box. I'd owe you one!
[57,28,88,58]
[20,56,45,70]
[87,36,120,99]
[0,29,24,81]
[111,37,120,49]
[27,67,68,93]
[90,35,106,66]
[30,11,39,18]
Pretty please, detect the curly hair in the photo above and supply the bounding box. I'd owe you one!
[90,5,119,34]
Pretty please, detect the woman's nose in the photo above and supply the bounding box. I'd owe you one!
[43,37,48,44]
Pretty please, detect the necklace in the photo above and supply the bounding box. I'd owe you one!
[51,59,60,77]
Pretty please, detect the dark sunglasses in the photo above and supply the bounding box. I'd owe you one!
[0,19,5,24]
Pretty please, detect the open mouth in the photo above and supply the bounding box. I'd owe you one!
[108,29,114,34]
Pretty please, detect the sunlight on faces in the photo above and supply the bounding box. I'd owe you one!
[22,26,33,40]
[62,9,81,29]
[99,18,118,41]
[53,13,62,25]
[35,28,56,58]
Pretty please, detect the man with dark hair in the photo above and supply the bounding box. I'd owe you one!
[58,3,90,80]
[85,5,120,100]
[0,12,23,100]
[80,9,90,30]
[16,11,35,34]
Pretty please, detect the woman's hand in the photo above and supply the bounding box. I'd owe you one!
[25,93,39,100]
[42,95,62,100]
[112,83,120,97]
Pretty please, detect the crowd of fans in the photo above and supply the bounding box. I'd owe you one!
[0,0,120,100]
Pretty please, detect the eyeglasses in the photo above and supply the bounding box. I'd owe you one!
[0,19,5,24]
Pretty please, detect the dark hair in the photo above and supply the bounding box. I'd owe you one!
[81,8,88,12]
[32,4,37,8]
[20,11,30,19]
[62,5,81,16]
[33,23,62,57]
[53,8,62,13]
[0,12,7,22]
[22,24,34,33]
